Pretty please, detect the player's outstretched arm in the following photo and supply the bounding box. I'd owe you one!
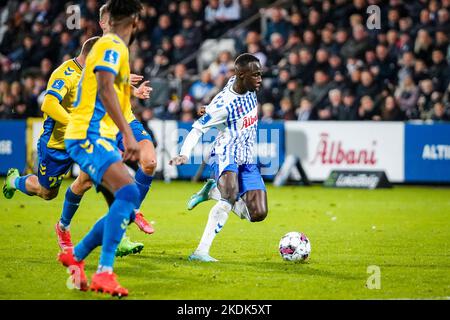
[96,70,139,162]
[41,94,70,125]
[169,127,203,166]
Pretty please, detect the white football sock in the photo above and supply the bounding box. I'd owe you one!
[208,186,221,201]
[232,197,251,221]
[208,187,250,221]
[195,200,231,254]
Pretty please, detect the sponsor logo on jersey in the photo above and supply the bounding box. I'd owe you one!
[51,79,65,90]
[242,114,258,129]
[198,113,212,125]
[103,49,119,65]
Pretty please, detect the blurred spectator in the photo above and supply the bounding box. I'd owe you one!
[277,97,296,120]
[151,15,175,47]
[395,74,419,118]
[263,7,289,45]
[188,70,214,102]
[338,90,359,121]
[358,96,381,121]
[380,95,405,121]
[417,78,436,117]
[180,15,202,50]
[208,51,234,80]
[308,69,333,110]
[414,29,434,65]
[260,102,275,123]
[429,49,450,92]
[322,89,343,120]
[340,24,370,60]
[297,97,313,121]
[429,101,450,121]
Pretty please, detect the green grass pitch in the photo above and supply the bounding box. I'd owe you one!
[0,180,449,300]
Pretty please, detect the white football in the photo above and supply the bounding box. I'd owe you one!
[279,231,311,261]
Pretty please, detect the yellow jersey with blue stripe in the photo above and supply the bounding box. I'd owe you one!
[65,33,131,141]
[42,58,83,149]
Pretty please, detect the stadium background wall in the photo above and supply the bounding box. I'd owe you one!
[2,119,449,184]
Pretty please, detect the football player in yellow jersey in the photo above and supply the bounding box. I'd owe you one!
[2,37,99,202]
[51,1,156,260]
[58,0,143,297]
[2,35,149,258]
[99,3,157,238]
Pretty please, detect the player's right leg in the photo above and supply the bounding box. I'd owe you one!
[55,170,93,250]
[61,138,138,296]
[189,164,239,262]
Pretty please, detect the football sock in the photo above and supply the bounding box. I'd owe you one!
[74,215,106,261]
[14,175,33,196]
[196,199,231,254]
[99,183,140,269]
[208,187,250,221]
[208,186,221,201]
[97,266,113,274]
[232,197,251,221]
[59,187,82,229]
[135,168,153,207]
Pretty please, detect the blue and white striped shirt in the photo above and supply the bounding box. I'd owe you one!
[193,76,259,173]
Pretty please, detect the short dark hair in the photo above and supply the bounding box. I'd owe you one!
[107,0,143,22]
[234,53,260,69]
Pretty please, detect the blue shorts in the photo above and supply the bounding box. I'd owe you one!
[37,138,74,189]
[116,119,153,151]
[65,137,122,186]
[210,160,266,198]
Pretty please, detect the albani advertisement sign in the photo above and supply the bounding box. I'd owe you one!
[285,122,405,182]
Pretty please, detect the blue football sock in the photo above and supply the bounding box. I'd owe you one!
[14,175,33,196]
[74,215,106,261]
[135,168,153,208]
[99,183,140,269]
[60,187,82,228]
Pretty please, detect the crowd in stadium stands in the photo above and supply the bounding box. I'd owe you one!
[0,0,449,122]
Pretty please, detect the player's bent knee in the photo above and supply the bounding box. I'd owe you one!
[140,158,157,176]
[41,188,59,200]
[249,208,268,222]
[250,212,267,222]
[73,179,93,193]
[81,179,93,192]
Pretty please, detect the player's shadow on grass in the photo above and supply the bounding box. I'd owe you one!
[116,253,362,281]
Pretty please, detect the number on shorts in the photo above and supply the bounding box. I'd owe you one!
[97,138,114,152]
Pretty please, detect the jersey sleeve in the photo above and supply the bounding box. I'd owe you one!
[192,96,229,133]
[92,40,123,76]
[45,70,72,103]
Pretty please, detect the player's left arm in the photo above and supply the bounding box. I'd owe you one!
[42,75,72,125]
[169,127,203,165]
[169,100,228,166]
[41,94,70,125]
